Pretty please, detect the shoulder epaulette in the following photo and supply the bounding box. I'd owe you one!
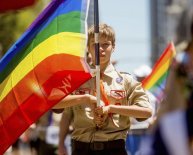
[119,71,131,75]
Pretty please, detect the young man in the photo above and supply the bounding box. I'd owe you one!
[58,23,152,155]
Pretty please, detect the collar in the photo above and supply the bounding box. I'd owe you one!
[103,63,116,76]
[90,63,116,78]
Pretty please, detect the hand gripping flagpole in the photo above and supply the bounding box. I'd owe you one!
[94,0,100,107]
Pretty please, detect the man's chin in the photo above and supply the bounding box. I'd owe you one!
[92,59,108,66]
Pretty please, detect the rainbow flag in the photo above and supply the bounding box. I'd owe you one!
[0,0,91,153]
[142,42,176,102]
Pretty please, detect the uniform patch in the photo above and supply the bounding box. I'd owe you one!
[75,88,90,95]
[116,77,123,83]
[110,90,126,99]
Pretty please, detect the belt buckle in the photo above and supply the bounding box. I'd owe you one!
[90,142,104,151]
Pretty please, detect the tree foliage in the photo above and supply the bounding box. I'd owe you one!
[0,0,50,57]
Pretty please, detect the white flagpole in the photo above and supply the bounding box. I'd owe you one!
[94,0,100,107]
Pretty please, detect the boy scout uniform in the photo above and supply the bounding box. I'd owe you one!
[63,64,151,153]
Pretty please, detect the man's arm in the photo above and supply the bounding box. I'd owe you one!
[96,104,152,119]
[53,94,101,109]
[58,110,72,155]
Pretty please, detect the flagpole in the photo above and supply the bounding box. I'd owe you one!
[94,0,100,107]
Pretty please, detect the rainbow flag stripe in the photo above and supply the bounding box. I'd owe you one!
[142,42,176,101]
[0,0,91,153]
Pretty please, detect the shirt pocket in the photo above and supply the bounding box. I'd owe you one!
[109,90,127,105]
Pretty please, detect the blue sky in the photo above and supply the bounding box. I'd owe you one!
[99,0,150,73]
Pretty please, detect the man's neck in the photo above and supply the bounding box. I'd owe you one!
[100,62,110,73]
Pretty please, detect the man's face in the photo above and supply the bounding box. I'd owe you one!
[88,37,114,65]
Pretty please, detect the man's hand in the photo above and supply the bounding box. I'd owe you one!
[95,105,110,115]
[58,144,68,155]
[85,94,105,110]
[94,106,109,128]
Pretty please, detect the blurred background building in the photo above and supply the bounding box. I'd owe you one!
[150,0,193,65]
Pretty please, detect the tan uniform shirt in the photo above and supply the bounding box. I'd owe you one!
[63,64,151,142]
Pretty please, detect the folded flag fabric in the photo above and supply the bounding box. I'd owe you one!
[0,0,91,153]
[0,0,36,13]
[142,42,176,102]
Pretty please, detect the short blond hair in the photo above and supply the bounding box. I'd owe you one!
[87,23,115,46]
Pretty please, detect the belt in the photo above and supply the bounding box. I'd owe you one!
[72,139,125,151]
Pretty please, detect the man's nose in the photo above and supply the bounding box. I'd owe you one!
[99,45,104,50]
